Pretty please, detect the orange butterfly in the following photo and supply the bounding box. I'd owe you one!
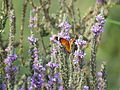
[59,38,75,52]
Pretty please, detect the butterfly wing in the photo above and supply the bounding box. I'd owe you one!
[70,38,75,44]
[59,38,70,52]
[69,38,75,51]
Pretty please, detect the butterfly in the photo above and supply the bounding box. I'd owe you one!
[59,37,75,52]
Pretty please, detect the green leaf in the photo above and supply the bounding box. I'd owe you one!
[19,66,31,75]
[13,60,21,66]
[107,18,120,25]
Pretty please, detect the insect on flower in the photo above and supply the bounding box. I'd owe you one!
[55,37,75,52]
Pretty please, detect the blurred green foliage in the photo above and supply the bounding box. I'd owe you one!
[1,0,120,89]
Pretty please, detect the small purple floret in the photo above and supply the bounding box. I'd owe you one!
[75,40,86,46]
[83,86,89,90]
[96,14,106,24]
[29,17,37,22]
[59,85,64,90]
[32,9,37,13]
[58,21,71,31]
[4,54,17,64]
[97,72,103,77]
[28,36,37,43]
[74,50,86,59]
[46,61,59,68]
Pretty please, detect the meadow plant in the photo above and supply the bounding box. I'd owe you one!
[0,0,118,90]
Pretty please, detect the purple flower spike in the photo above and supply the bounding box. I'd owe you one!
[91,14,106,36]
[31,74,44,88]
[30,46,46,89]
[4,53,18,88]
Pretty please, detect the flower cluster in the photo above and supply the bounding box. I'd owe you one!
[47,73,61,87]
[73,36,87,64]
[5,65,18,79]
[46,61,61,89]
[4,54,17,66]
[46,61,59,68]
[0,82,6,90]
[30,67,45,88]
[29,47,46,89]
[32,48,45,72]
[58,21,71,32]
[95,15,106,24]
[75,40,86,47]
[91,14,106,36]
[4,54,18,87]
[28,9,37,28]
[58,21,71,40]
[73,50,86,63]
[4,54,17,65]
